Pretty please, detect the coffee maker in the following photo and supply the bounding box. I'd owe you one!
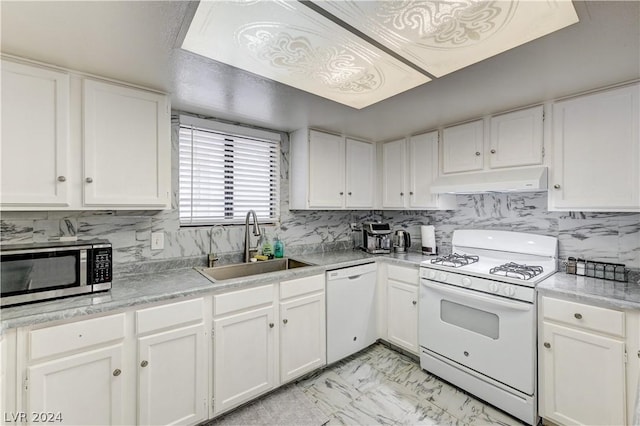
[361,222,392,254]
[393,230,411,253]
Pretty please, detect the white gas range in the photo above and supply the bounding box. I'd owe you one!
[419,229,558,425]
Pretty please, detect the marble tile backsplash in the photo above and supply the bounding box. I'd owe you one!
[1,118,638,279]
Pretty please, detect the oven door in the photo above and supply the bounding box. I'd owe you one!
[419,279,535,395]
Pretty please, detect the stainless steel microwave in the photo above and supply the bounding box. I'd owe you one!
[1,240,112,308]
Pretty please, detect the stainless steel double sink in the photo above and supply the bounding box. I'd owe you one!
[196,257,314,282]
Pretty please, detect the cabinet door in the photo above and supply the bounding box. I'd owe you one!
[551,84,640,211]
[308,130,345,208]
[408,132,439,209]
[345,138,374,209]
[1,60,70,207]
[489,106,543,168]
[213,305,276,415]
[83,79,170,208]
[442,120,484,174]
[27,344,125,425]
[280,293,326,383]
[386,280,418,354]
[540,322,626,426]
[381,139,406,208]
[138,324,207,426]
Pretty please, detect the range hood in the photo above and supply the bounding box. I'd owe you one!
[431,167,548,194]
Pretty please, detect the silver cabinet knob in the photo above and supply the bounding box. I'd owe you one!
[490,149,496,154]
[553,184,561,189]
[113,369,122,376]
[269,322,274,328]
[409,191,414,195]
[475,152,481,156]
[57,176,66,182]
[283,319,288,324]
[574,313,583,319]
[85,177,94,183]
[339,192,344,195]
[140,360,148,368]
[400,192,404,196]
[412,300,417,306]
[348,192,352,196]
[543,342,551,349]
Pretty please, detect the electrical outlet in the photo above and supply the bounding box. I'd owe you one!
[151,232,164,250]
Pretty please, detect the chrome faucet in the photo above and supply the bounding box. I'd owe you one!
[244,210,261,262]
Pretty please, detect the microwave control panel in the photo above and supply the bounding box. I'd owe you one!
[91,247,112,284]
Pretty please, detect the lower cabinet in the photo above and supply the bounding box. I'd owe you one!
[135,298,208,426]
[212,275,326,416]
[539,296,628,426]
[385,265,419,354]
[213,303,277,415]
[27,344,126,425]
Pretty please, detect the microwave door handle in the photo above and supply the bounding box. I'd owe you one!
[80,250,88,286]
[422,279,531,312]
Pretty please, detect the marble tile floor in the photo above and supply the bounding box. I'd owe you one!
[295,343,526,426]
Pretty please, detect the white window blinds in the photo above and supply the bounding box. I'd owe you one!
[179,118,280,226]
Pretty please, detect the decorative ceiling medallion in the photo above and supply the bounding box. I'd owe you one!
[315,0,579,77]
[376,1,515,48]
[238,25,383,93]
[181,1,430,109]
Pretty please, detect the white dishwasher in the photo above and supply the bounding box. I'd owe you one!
[326,262,377,364]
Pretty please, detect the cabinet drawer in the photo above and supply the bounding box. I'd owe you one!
[30,313,126,360]
[214,284,274,316]
[542,297,625,338]
[136,297,203,335]
[280,274,324,300]
[388,265,418,285]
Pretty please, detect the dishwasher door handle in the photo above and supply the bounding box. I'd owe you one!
[348,274,362,280]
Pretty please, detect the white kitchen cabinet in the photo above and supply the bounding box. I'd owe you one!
[1,60,70,207]
[385,265,419,354]
[0,58,171,211]
[213,285,277,415]
[136,298,207,425]
[27,344,125,425]
[345,138,375,208]
[489,106,543,168]
[550,83,640,211]
[442,120,484,174]
[1,329,17,426]
[83,79,171,208]
[381,132,455,210]
[279,274,326,383]
[442,106,544,175]
[539,296,627,426]
[290,128,375,210]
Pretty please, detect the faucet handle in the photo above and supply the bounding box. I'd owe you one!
[208,253,219,268]
[249,249,258,259]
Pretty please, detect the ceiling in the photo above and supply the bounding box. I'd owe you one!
[1,1,639,142]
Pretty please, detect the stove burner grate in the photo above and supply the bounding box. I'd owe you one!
[431,253,480,268]
[490,262,544,280]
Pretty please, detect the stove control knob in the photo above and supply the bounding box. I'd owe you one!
[426,270,437,280]
[461,277,472,287]
[489,283,500,293]
[437,272,448,282]
[503,286,516,297]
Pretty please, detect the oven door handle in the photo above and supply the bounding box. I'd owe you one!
[421,280,532,312]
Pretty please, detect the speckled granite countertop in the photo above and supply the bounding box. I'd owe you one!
[0,250,431,331]
[537,273,640,310]
[4,250,637,331]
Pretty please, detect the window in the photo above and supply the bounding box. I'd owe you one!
[179,116,280,226]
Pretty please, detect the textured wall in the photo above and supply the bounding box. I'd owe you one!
[1,119,638,273]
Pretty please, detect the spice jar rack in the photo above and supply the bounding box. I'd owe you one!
[564,257,628,282]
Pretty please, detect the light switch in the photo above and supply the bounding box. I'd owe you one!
[151,232,164,250]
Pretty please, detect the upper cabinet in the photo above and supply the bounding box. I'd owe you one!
[490,106,544,168]
[381,132,456,210]
[442,120,484,174]
[1,60,71,207]
[290,128,375,210]
[549,83,639,212]
[441,106,544,174]
[0,58,171,211]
